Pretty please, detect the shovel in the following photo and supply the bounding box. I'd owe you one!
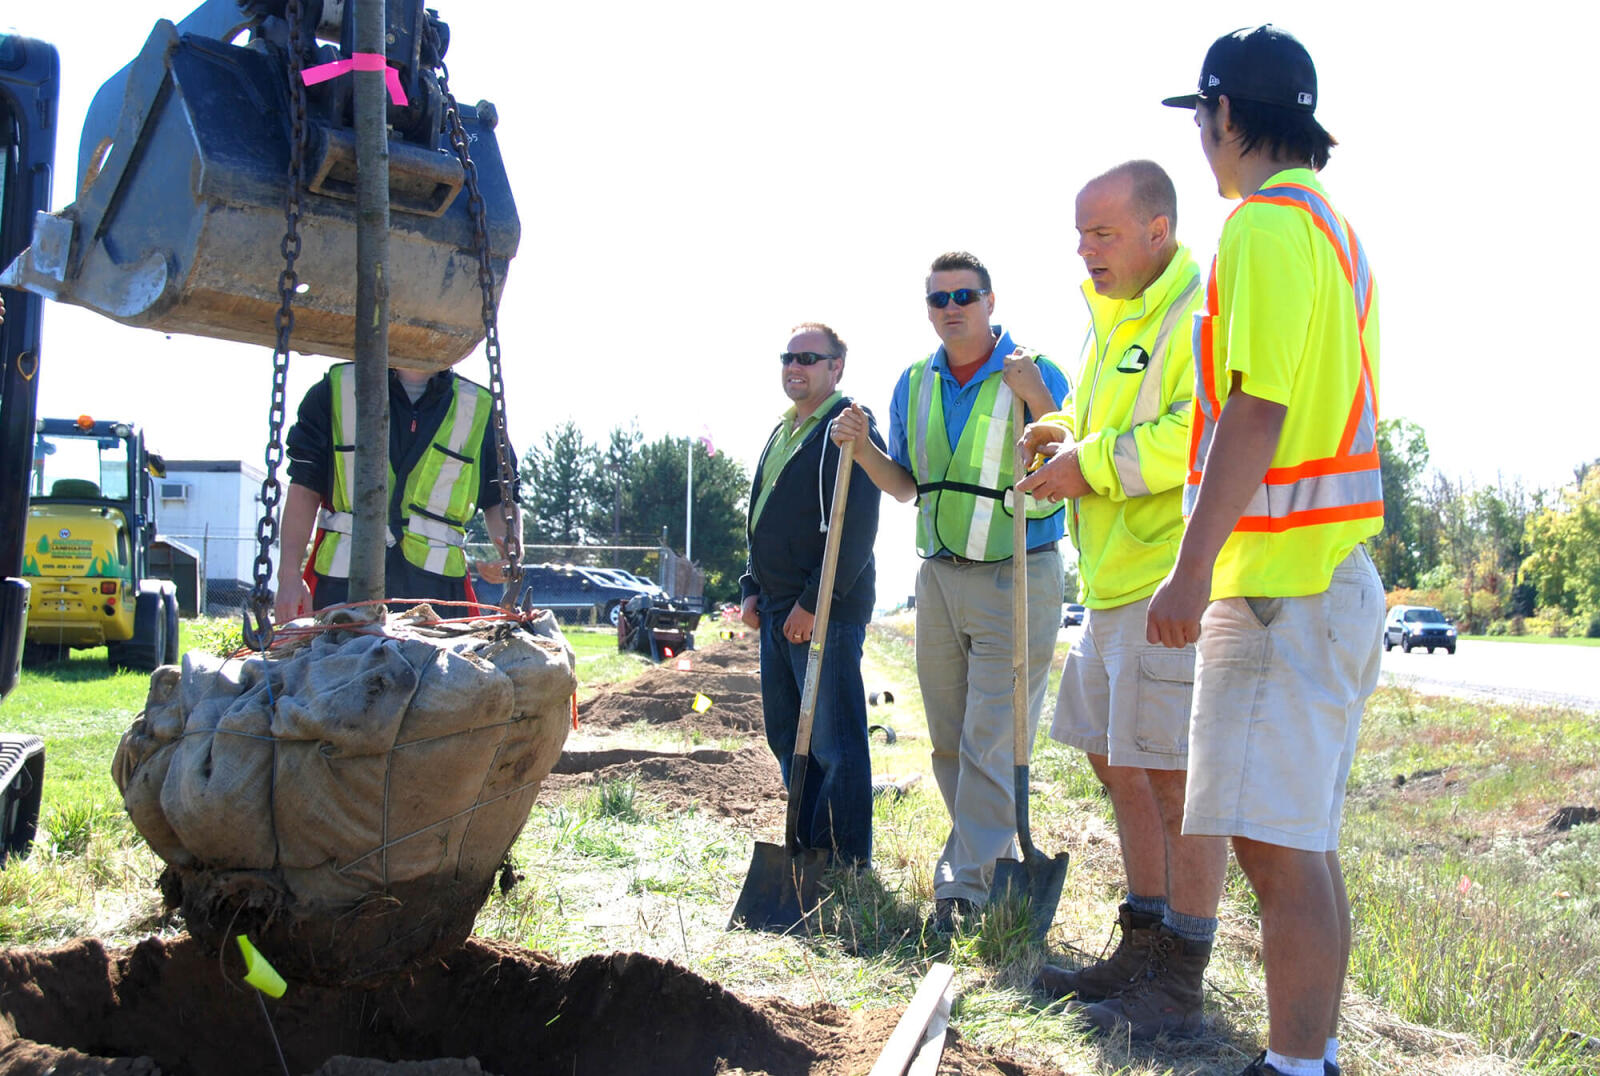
[989,396,1070,943]
[729,439,856,934]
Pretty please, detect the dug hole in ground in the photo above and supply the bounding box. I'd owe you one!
[0,619,1041,1076]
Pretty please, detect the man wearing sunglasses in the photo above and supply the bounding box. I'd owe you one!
[1014,160,1219,1039]
[833,251,1069,933]
[740,323,884,868]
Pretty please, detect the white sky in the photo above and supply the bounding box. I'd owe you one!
[10,1,1597,605]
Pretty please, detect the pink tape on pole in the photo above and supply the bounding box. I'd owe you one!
[300,53,409,106]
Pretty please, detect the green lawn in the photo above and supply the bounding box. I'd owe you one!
[1461,633,1600,646]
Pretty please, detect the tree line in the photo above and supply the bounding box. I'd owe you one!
[1375,418,1600,637]
[504,420,750,605]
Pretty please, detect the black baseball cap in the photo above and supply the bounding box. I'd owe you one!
[1162,25,1317,112]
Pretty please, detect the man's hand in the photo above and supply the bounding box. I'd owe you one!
[1019,420,1070,466]
[1146,561,1212,647]
[474,558,510,585]
[1001,348,1047,398]
[274,575,311,624]
[740,595,760,631]
[782,604,815,645]
[830,403,870,450]
[1016,445,1092,502]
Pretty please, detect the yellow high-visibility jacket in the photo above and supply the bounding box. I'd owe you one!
[1044,247,1202,608]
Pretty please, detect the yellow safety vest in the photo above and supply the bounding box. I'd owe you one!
[313,364,492,580]
[1188,174,1382,597]
[907,357,1061,561]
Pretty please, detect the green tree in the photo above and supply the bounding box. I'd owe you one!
[591,422,643,544]
[520,420,604,546]
[624,436,749,604]
[1524,467,1600,625]
[1372,418,1430,587]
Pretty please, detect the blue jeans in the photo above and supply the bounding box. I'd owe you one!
[758,600,872,866]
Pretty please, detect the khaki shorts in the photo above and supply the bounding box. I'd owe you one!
[1182,546,1385,852]
[1050,596,1196,770]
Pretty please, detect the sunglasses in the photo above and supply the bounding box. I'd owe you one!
[779,352,838,366]
[925,288,991,309]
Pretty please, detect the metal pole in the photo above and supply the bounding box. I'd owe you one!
[685,437,694,563]
[348,0,391,603]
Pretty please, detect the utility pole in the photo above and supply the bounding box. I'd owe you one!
[685,437,693,564]
[348,0,391,603]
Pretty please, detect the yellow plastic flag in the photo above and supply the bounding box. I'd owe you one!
[692,693,713,713]
[236,934,287,998]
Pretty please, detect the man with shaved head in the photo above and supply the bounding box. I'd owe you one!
[1017,160,1223,1038]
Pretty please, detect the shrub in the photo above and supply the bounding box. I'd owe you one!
[1486,620,1509,637]
[1589,614,1600,639]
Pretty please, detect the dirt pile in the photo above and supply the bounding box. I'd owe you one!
[579,636,764,736]
[0,935,1043,1076]
[542,744,786,821]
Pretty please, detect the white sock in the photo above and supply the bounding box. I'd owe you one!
[1265,1050,1323,1076]
[1325,1037,1340,1067]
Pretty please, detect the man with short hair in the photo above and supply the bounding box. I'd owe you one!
[1153,25,1385,1076]
[740,323,883,867]
[1016,160,1225,1039]
[275,364,520,620]
[833,252,1069,932]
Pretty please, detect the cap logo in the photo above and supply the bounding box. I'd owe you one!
[1298,91,1313,105]
[1207,75,1220,87]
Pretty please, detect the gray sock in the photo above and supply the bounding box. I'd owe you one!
[1126,892,1167,918]
[1162,906,1218,943]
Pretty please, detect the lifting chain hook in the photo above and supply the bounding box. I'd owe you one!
[244,0,311,652]
[428,23,523,615]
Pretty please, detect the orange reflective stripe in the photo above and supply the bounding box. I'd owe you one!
[1234,500,1385,534]
[1263,449,1380,484]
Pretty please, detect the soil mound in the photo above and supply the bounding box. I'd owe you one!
[541,745,785,821]
[0,935,1043,1076]
[579,636,764,736]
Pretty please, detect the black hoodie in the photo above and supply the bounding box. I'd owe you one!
[739,396,884,624]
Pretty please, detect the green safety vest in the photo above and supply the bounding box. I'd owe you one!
[313,364,492,580]
[907,357,1062,561]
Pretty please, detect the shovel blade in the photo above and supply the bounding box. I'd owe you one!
[727,840,830,934]
[990,850,1071,944]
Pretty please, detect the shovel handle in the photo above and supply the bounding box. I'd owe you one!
[1010,395,1038,858]
[785,438,856,852]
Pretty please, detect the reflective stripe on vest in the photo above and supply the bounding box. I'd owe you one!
[1113,273,1201,498]
[313,366,490,579]
[1185,183,1381,534]
[907,356,1057,561]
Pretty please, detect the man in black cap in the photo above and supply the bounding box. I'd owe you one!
[1150,25,1385,1076]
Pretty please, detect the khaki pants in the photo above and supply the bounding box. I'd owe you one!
[915,549,1063,903]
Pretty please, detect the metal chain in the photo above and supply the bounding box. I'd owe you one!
[244,0,310,651]
[432,31,523,610]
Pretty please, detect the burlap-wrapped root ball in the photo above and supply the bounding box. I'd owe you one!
[112,607,575,985]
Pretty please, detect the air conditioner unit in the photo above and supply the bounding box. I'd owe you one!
[159,481,190,501]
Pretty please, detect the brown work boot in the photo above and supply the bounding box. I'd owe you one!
[1033,903,1162,1001]
[1072,924,1210,1039]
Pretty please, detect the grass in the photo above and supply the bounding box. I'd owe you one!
[1459,634,1600,647]
[3,617,1599,1073]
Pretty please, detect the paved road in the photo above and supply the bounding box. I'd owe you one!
[1058,624,1600,713]
[1380,638,1600,712]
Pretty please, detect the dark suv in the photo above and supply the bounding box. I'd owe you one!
[472,563,650,625]
[1383,605,1457,654]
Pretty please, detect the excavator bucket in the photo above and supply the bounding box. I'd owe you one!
[1,2,518,368]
